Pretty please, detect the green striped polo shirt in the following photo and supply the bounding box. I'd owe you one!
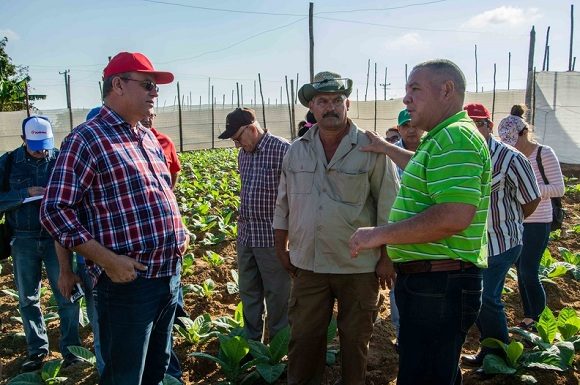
[387,110,491,268]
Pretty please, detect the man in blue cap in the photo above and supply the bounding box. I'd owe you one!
[0,116,81,372]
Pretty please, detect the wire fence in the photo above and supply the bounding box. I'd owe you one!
[0,71,578,164]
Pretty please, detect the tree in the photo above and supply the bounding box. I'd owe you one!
[0,36,45,112]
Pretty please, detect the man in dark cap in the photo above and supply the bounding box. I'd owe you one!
[41,52,188,385]
[219,107,291,343]
[274,71,399,384]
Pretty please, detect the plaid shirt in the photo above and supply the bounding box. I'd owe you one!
[237,132,289,247]
[40,106,187,280]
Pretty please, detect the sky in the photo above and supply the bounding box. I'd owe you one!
[1,0,578,111]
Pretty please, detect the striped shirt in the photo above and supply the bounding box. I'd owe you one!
[525,145,565,223]
[387,111,491,267]
[238,132,289,247]
[486,137,540,256]
[40,106,187,281]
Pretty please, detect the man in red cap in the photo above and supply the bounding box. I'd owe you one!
[41,52,188,385]
[461,103,540,369]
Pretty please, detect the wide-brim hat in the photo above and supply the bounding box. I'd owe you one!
[103,52,174,84]
[298,71,353,107]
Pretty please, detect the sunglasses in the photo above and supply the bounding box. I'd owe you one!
[121,78,159,93]
[311,78,349,91]
[473,120,488,127]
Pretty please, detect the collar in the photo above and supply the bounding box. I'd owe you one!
[254,132,271,153]
[423,110,470,140]
[14,146,55,163]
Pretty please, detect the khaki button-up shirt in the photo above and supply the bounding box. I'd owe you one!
[273,121,399,274]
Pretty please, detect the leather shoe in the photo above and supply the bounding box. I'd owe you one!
[461,351,485,367]
[21,353,47,372]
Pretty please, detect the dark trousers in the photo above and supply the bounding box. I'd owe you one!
[96,273,179,385]
[517,222,550,320]
[395,266,482,385]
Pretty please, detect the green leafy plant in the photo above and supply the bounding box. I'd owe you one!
[204,250,225,267]
[246,326,290,384]
[7,359,67,384]
[182,253,195,277]
[68,345,96,367]
[326,317,339,365]
[174,314,219,345]
[189,278,216,298]
[481,338,524,375]
[510,307,579,371]
[190,334,258,385]
[538,249,573,283]
[226,269,239,294]
[163,374,184,385]
[213,302,244,335]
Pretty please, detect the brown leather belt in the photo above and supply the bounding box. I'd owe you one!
[394,259,475,274]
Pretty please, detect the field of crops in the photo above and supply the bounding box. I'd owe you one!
[0,148,578,385]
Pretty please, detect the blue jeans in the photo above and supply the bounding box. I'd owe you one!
[476,246,522,349]
[517,223,550,320]
[96,272,180,385]
[395,266,482,385]
[11,234,81,359]
[166,288,186,382]
[77,262,104,375]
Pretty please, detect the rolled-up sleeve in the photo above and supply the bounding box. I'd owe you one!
[40,134,95,248]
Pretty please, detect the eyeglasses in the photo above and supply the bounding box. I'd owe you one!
[473,120,488,127]
[121,78,159,93]
[231,125,248,144]
[311,78,349,91]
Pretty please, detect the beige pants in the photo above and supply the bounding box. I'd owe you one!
[287,269,379,385]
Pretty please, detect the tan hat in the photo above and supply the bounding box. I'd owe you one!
[297,71,353,107]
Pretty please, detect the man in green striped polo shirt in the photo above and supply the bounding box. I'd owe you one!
[349,59,491,385]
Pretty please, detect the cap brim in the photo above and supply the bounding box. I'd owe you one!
[27,138,54,151]
[218,128,236,139]
[137,70,174,84]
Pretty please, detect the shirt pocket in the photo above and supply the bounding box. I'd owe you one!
[287,162,316,194]
[10,176,32,191]
[257,167,281,192]
[327,170,368,205]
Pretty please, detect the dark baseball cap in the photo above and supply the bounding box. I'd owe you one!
[219,108,256,139]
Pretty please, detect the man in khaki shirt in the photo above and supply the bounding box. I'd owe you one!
[273,71,399,385]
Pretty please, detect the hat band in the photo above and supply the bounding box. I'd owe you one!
[312,78,349,91]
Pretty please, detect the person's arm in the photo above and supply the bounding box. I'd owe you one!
[360,130,414,170]
[537,147,565,198]
[349,202,477,256]
[170,172,179,189]
[56,242,80,299]
[0,152,45,213]
[375,248,395,290]
[72,239,147,283]
[522,197,541,218]
[274,229,296,277]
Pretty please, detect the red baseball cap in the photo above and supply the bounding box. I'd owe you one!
[464,103,491,119]
[103,52,174,84]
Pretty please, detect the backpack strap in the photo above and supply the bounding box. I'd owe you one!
[535,146,549,185]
